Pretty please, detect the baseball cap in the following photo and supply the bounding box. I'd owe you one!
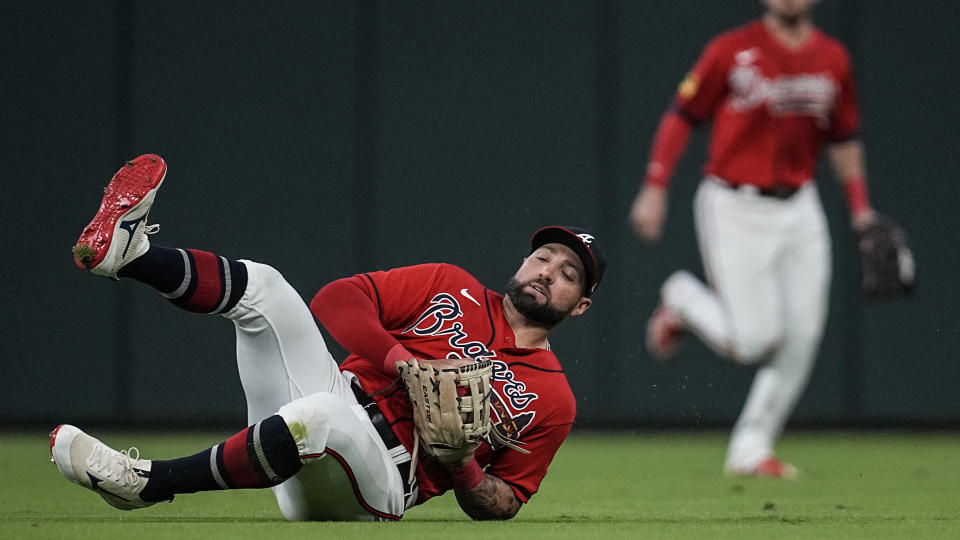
[529,226,607,297]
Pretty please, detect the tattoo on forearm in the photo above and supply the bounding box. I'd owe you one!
[455,474,521,521]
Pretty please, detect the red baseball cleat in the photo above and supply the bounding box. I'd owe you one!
[727,456,799,479]
[646,304,685,361]
[72,154,166,279]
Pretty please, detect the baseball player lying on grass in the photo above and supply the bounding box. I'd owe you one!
[51,154,607,521]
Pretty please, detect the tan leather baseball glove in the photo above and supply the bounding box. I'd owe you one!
[396,358,494,465]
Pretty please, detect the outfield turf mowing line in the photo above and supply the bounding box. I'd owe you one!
[1,430,957,539]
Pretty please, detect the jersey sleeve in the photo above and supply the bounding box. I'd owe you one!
[310,275,403,372]
[311,263,449,372]
[673,36,731,123]
[483,421,572,503]
[825,45,860,141]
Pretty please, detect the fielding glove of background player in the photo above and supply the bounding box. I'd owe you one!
[857,214,915,299]
[396,358,494,474]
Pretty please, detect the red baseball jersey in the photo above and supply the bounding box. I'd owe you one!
[338,263,576,505]
[676,21,859,187]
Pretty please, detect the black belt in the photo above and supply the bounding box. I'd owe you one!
[351,381,415,499]
[715,178,800,200]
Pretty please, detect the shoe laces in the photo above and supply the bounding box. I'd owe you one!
[144,224,160,235]
[87,444,144,490]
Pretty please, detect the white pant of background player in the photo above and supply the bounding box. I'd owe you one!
[661,177,831,472]
[223,261,410,520]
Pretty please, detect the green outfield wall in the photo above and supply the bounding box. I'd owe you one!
[3,1,957,427]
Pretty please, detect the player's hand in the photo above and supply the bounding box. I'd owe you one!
[384,344,419,373]
[851,207,877,232]
[630,185,668,242]
[439,453,477,471]
[415,357,476,372]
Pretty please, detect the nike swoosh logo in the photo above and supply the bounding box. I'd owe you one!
[118,214,147,258]
[460,288,481,307]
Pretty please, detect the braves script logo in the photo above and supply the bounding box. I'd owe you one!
[402,293,493,359]
[727,52,837,123]
[491,360,538,410]
[403,293,540,411]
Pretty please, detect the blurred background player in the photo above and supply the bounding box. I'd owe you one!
[628,0,895,477]
[52,154,606,520]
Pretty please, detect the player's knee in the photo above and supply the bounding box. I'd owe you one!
[276,392,353,455]
[245,261,288,294]
[778,324,824,358]
[793,320,825,346]
[230,261,301,322]
[277,392,345,427]
[729,332,782,364]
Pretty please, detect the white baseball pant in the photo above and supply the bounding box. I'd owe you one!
[221,261,411,520]
[661,178,831,471]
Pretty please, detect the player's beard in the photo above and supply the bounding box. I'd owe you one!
[504,278,569,329]
[765,0,813,27]
[776,12,804,27]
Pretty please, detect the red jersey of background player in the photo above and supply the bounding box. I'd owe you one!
[316,263,576,506]
[674,20,859,187]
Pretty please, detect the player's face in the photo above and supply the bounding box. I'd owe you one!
[762,0,817,20]
[506,243,592,327]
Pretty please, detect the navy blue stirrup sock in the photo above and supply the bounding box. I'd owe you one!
[139,415,301,502]
[118,244,248,314]
[117,244,185,293]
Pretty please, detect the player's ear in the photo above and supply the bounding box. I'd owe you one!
[569,297,591,318]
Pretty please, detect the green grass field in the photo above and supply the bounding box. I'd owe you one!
[2,429,957,539]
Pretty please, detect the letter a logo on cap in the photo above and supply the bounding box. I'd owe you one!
[577,233,594,244]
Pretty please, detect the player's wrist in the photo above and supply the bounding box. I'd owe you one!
[643,169,671,189]
[383,343,414,373]
[851,208,877,231]
[445,457,484,491]
[843,176,871,215]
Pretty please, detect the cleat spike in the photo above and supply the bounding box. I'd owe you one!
[73,244,96,267]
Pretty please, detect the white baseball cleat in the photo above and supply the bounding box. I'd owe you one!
[49,424,167,510]
[72,154,167,279]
